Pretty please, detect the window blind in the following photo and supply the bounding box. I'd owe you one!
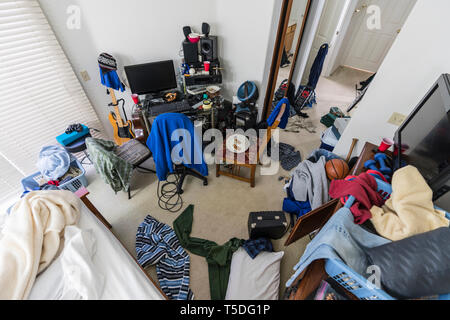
[0,0,104,202]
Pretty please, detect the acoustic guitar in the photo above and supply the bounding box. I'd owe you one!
[107,89,135,146]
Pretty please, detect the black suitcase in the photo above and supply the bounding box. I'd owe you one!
[248,211,289,240]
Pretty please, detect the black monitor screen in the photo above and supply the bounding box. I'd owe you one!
[125,60,177,95]
[395,74,450,197]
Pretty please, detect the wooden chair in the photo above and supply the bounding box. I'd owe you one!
[216,103,286,187]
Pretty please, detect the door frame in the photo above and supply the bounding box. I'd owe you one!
[323,0,418,76]
[262,0,312,120]
[322,0,358,77]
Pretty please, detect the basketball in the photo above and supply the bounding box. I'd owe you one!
[325,159,350,181]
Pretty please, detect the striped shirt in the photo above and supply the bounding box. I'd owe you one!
[136,216,194,300]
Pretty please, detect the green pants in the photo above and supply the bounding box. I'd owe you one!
[173,205,243,300]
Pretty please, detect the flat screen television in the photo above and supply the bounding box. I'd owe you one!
[124,60,177,95]
[394,74,450,203]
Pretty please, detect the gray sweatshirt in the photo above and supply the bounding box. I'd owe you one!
[289,156,329,210]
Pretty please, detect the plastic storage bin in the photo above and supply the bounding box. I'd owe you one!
[324,178,450,300]
[21,156,87,193]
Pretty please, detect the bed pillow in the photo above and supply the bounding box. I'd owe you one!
[366,227,450,299]
[225,248,284,300]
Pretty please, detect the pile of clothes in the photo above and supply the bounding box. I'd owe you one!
[136,205,278,301]
[22,146,82,194]
[287,165,450,300]
[283,149,342,221]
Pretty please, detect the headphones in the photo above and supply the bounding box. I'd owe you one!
[65,123,83,134]
[164,92,178,103]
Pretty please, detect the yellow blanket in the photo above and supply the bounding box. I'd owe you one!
[371,166,449,241]
[0,190,80,300]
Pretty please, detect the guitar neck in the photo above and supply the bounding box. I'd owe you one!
[110,89,125,127]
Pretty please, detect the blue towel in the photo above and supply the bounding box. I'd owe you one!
[136,215,194,300]
[267,98,290,129]
[99,67,125,92]
[147,113,208,181]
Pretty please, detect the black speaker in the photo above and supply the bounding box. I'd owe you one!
[183,40,199,65]
[200,36,218,62]
[183,26,192,40]
[202,23,210,37]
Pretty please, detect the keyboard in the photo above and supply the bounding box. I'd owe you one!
[147,100,193,116]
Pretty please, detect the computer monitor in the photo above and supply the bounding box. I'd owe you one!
[124,60,177,95]
[394,74,450,203]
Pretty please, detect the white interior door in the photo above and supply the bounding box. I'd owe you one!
[342,0,416,73]
[301,0,348,85]
[288,0,309,55]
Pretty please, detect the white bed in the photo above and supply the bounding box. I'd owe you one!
[26,202,166,300]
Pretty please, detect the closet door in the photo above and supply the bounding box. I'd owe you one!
[342,0,417,73]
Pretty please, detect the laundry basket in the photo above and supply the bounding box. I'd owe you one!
[57,157,87,192]
[324,178,450,300]
[21,156,87,193]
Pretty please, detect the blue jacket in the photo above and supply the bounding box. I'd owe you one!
[267,98,290,129]
[147,113,208,181]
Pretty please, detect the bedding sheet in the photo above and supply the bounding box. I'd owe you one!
[27,203,165,300]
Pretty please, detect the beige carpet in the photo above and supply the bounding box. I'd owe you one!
[83,66,371,300]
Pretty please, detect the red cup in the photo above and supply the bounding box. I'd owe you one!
[131,94,140,105]
[394,144,409,156]
[204,61,211,72]
[378,138,394,152]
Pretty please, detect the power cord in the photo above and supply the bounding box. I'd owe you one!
[157,173,184,213]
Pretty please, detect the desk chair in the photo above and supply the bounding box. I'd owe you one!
[147,113,208,196]
[216,103,287,188]
[114,139,156,199]
[86,137,155,200]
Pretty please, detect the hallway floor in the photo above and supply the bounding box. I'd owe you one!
[84,66,372,300]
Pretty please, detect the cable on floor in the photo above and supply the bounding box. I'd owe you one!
[157,173,184,213]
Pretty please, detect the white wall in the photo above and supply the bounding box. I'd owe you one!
[334,0,450,158]
[213,0,276,110]
[39,0,276,138]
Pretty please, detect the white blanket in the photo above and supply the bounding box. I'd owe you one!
[29,226,105,300]
[0,190,80,300]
